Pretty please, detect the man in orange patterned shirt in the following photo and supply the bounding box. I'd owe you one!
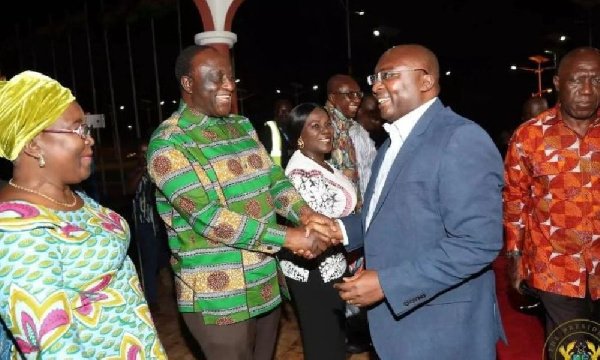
[504,47,600,339]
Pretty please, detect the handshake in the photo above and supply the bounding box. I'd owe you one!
[283,210,344,259]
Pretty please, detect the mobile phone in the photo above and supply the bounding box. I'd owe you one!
[519,281,540,299]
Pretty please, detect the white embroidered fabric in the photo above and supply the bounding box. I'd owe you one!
[282,151,358,283]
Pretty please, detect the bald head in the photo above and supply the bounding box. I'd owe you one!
[372,44,440,121]
[326,74,362,119]
[553,46,600,124]
[557,47,600,76]
[380,44,440,88]
[522,96,549,121]
[327,74,358,95]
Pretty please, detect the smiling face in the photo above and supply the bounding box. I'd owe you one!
[37,102,95,184]
[554,48,600,123]
[299,108,333,159]
[184,48,235,117]
[371,45,439,122]
[328,76,362,119]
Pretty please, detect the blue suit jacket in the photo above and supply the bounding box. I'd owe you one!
[341,99,506,359]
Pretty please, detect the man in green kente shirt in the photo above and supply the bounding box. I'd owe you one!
[147,45,340,360]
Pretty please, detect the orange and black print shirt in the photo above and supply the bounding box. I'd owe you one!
[503,105,600,299]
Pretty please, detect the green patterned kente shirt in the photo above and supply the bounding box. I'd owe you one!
[147,107,309,325]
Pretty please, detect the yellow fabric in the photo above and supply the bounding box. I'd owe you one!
[0,71,75,161]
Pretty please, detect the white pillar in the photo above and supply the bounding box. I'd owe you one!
[195,31,237,48]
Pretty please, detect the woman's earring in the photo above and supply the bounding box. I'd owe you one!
[38,154,46,168]
[297,138,304,149]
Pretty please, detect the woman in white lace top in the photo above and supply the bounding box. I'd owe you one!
[282,103,357,360]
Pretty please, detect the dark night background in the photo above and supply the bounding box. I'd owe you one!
[1,0,600,185]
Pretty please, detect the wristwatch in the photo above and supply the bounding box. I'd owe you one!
[505,250,522,258]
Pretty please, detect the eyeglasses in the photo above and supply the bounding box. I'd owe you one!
[366,68,429,86]
[332,91,364,99]
[42,123,92,139]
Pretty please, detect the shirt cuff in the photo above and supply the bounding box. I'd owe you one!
[336,219,349,246]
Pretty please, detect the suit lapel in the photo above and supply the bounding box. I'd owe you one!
[361,139,390,229]
[369,99,444,224]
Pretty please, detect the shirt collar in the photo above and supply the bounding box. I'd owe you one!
[180,107,234,129]
[383,97,437,142]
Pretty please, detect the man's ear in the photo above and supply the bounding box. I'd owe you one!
[181,76,193,94]
[552,75,560,93]
[421,74,435,92]
[327,93,336,105]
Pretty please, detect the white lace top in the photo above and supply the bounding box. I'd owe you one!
[282,151,358,282]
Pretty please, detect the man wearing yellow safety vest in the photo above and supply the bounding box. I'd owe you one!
[259,99,294,169]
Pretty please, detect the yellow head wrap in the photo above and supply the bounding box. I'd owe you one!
[0,71,75,161]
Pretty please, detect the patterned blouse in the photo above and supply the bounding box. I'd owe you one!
[282,151,358,282]
[504,105,600,299]
[147,108,308,325]
[0,193,166,359]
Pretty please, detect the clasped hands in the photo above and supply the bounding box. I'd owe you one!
[283,210,343,259]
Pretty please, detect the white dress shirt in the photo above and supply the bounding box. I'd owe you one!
[365,98,437,228]
[339,97,437,242]
[348,123,377,198]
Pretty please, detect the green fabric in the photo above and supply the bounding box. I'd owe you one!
[147,107,306,325]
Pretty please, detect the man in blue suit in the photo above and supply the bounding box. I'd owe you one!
[332,44,506,358]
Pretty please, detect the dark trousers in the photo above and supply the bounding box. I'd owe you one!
[346,305,371,346]
[538,286,600,338]
[287,269,346,360]
[182,307,281,360]
[136,222,160,304]
[345,250,372,349]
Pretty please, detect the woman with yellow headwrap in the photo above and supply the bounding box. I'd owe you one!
[0,71,167,359]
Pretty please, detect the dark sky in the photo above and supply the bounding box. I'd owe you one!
[1,0,599,143]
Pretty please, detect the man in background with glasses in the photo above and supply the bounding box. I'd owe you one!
[333,44,506,359]
[325,74,363,210]
[325,74,376,354]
